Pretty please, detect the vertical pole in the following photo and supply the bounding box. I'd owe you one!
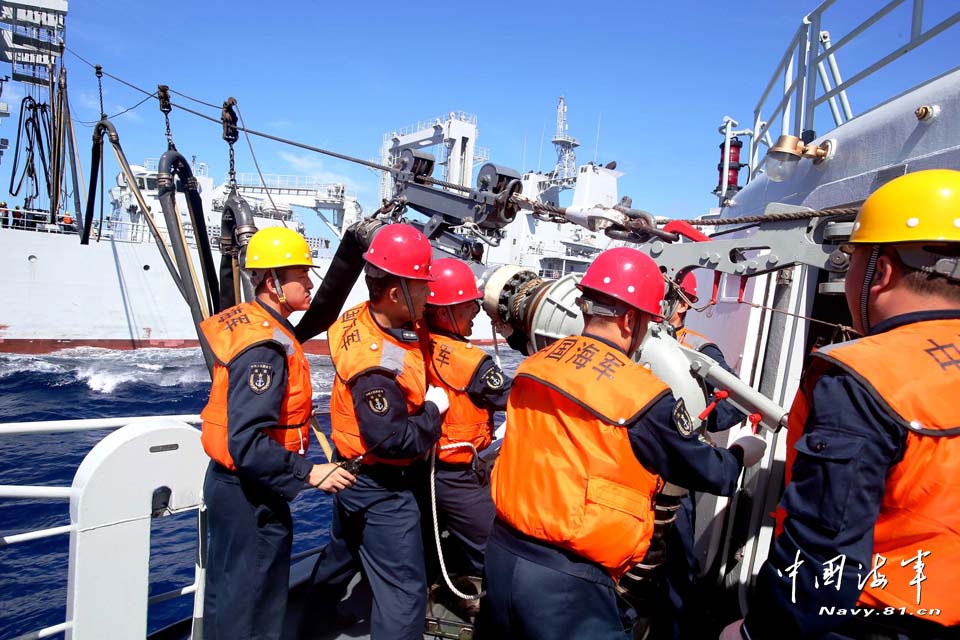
[911,0,924,40]
[593,112,601,164]
[781,51,795,137]
[801,11,822,135]
[719,119,732,206]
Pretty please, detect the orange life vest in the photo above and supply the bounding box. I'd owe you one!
[781,318,960,623]
[491,335,669,579]
[328,302,427,466]
[199,301,312,470]
[676,325,716,352]
[426,333,493,464]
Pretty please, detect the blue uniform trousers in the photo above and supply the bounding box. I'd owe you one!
[203,462,293,640]
[476,524,628,640]
[658,492,703,639]
[300,465,427,640]
[431,463,496,576]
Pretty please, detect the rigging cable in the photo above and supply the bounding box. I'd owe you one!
[63,47,863,232]
[62,46,471,192]
[235,103,286,228]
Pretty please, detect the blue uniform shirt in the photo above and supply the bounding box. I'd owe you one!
[740,312,960,639]
[224,301,313,501]
[348,322,442,460]
[466,357,512,411]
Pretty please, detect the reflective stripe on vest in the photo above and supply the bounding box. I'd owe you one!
[491,335,668,579]
[199,301,312,470]
[676,326,717,352]
[427,333,492,464]
[781,319,960,623]
[328,302,426,466]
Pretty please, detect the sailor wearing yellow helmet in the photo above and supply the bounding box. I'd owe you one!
[199,226,356,640]
[723,169,960,640]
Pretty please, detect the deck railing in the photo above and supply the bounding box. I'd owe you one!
[738,0,960,180]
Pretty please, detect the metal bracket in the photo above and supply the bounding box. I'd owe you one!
[641,203,846,281]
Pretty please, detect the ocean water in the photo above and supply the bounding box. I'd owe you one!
[0,347,341,639]
[0,345,521,639]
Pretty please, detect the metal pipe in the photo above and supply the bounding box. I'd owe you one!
[63,91,84,234]
[821,31,854,121]
[148,583,198,605]
[85,119,187,301]
[0,414,201,436]
[9,621,72,640]
[1,524,74,546]
[157,150,218,372]
[719,119,732,203]
[911,0,925,39]
[0,486,72,499]
[217,188,258,310]
[782,52,795,137]
[802,11,823,134]
[816,60,844,126]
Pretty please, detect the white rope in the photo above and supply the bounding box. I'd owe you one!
[429,442,485,601]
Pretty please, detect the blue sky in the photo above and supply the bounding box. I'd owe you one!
[2,0,957,237]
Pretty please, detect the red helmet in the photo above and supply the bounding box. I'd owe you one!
[427,258,482,306]
[363,223,434,280]
[578,247,664,318]
[679,272,698,302]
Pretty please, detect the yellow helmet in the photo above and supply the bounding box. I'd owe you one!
[849,169,960,244]
[245,227,314,270]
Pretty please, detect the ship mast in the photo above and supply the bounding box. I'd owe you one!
[550,96,579,188]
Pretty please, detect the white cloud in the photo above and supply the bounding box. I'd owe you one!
[75,90,102,112]
[113,104,143,122]
[277,151,370,195]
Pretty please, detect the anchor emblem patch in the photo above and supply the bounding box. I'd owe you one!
[248,363,274,394]
[364,388,390,416]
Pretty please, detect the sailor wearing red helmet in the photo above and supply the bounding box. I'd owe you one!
[476,247,767,639]
[421,258,512,615]
[300,224,447,640]
[659,270,748,639]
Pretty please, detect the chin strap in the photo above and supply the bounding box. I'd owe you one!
[445,306,464,338]
[858,246,881,334]
[627,312,646,359]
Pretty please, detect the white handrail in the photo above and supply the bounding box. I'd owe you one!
[9,621,72,640]
[744,0,960,176]
[1,524,74,546]
[0,486,72,499]
[0,414,201,436]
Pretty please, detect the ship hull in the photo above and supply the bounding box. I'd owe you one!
[0,227,352,354]
[0,227,496,354]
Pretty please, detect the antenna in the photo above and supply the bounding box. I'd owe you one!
[521,132,527,173]
[594,112,602,164]
[537,121,545,173]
